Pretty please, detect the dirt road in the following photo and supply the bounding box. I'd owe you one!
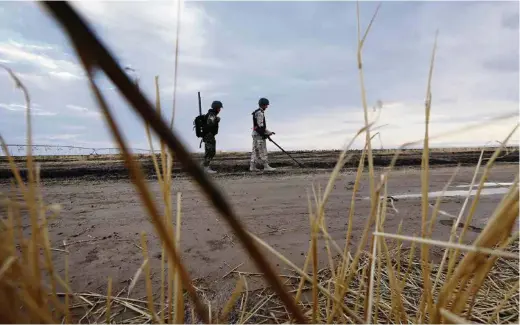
[7,163,513,304]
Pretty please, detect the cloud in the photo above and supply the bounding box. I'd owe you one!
[0,40,83,80]
[63,125,87,131]
[0,1,518,152]
[70,0,211,57]
[265,100,519,151]
[35,133,80,141]
[0,102,57,116]
[66,104,102,118]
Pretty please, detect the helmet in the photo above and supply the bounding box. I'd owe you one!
[258,98,269,107]
[211,100,223,110]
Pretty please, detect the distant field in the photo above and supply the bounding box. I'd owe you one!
[1,146,518,180]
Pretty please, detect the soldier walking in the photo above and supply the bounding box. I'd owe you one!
[202,100,223,174]
[250,97,276,172]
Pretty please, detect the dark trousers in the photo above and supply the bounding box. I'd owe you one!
[203,133,216,167]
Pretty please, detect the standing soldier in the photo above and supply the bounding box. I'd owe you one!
[202,100,223,174]
[250,97,276,172]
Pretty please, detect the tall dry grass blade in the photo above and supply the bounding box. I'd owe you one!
[486,279,520,324]
[155,76,168,184]
[327,140,369,323]
[160,247,165,323]
[329,174,380,321]
[41,3,306,321]
[1,65,44,310]
[127,259,147,297]
[140,233,159,323]
[144,76,164,187]
[374,236,383,324]
[432,149,485,293]
[355,4,384,322]
[238,275,249,324]
[434,183,519,322]
[311,214,318,323]
[440,308,471,324]
[452,205,519,316]
[174,192,184,324]
[355,0,379,212]
[419,29,438,322]
[427,164,460,237]
[0,256,16,281]
[455,124,519,250]
[294,244,312,307]
[446,128,519,281]
[106,277,112,324]
[249,232,363,323]
[219,276,245,323]
[366,177,384,323]
[80,65,209,323]
[379,232,408,323]
[463,232,519,317]
[170,0,182,129]
[373,232,518,259]
[360,2,382,46]
[65,253,70,324]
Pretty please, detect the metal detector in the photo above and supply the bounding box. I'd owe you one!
[267,136,304,168]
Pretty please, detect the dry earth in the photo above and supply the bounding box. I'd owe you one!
[1,161,517,310]
[1,147,518,179]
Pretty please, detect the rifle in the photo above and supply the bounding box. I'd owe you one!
[198,91,202,116]
[198,91,203,148]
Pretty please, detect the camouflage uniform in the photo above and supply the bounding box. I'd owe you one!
[203,109,220,168]
[250,108,275,170]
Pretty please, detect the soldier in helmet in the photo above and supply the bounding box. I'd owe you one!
[250,97,276,171]
[202,100,223,174]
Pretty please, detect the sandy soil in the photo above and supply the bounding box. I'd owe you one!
[3,163,517,308]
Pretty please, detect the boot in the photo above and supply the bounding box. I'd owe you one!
[250,163,259,172]
[263,163,276,171]
[204,166,217,174]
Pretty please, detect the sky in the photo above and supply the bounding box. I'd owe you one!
[0,0,519,155]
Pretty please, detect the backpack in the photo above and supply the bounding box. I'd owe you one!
[193,114,207,138]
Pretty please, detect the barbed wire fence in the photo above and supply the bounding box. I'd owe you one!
[1,144,153,156]
[1,143,518,158]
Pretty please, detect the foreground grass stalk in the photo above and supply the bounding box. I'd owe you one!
[41,3,307,320]
[83,66,210,323]
[249,232,363,323]
[453,125,519,256]
[419,30,438,323]
[445,126,519,282]
[434,183,519,322]
[106,277,112,324]
[174,192,184,324]
[170,0,182,129]
[463,232,519,317]
[2,66,44,313]
[431,151,485,296]
[354,4,383,322]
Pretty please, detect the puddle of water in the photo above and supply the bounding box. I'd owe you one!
[364,182,517,201]
[389,187,510,199]
[454,182,514,188]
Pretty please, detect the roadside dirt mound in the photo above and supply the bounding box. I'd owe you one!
[0,149,518,180]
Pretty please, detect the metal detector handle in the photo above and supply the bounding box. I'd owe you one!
[267,136,304,168]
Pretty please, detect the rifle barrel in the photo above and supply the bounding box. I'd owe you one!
[197,91,202,116]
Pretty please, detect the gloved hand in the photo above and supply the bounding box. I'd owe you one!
[268,131,275,136]
[216,116,221,123]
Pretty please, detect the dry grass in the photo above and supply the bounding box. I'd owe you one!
[0,1,519,324]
